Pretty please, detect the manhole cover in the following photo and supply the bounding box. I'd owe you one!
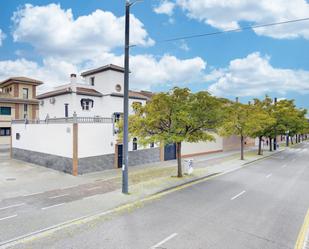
[6,178,16,181]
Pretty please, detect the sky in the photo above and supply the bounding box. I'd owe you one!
[0,0,308,110]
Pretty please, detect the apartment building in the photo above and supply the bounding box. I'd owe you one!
[0,77,42,145]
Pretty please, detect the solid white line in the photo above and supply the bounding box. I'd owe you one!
[266,174,272,178]
[0,203,25,211]
[0,214,17,221]
[87,186,101,191]
[23,191,43,197]
[151,233,178,249]
[41,203,65,210]
[231,190,246,200]
[48,194,69,199]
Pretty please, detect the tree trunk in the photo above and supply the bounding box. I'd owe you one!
[269,137,272,151]
[176,142,182,177]
[258,136,263,155]
[291,136,294,144]
[240,135,244,160]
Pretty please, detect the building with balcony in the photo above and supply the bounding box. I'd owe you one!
[0,77,43,145]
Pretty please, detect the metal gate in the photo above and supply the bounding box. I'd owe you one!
[117,144,123,168]
[164,143,176,161]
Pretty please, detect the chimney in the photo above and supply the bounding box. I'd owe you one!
[70,73,77,84]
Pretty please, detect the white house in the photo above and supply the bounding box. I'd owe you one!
[37,64,152,120]
[11,64,255,175]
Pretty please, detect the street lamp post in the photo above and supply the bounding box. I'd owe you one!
[273,97,277,150]
[122,0,142,194]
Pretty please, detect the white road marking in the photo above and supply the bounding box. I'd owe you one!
[48,194,69,199]
[23,191,43,197]
[41,203,65,210]
[0,214,17,221]
[231,191,246,200]
[61,185,79,190]
[282,164,287,168]
[87,186,101,191]
[151,233,178,249]
[266,174,272,178]
[0,203,25,211]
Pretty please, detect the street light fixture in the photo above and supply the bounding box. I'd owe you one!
[122,0,143,194]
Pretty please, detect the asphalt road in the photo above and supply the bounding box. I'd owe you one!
[2,142,309,249]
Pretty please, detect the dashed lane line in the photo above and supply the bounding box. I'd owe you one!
[0,203,25,211]
[231,190,246,200]
[0,215,17,222]
[41,203,65,211]
[48,194,69,199]
[150,233,178,249]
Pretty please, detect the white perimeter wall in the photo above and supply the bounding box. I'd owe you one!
[12,123,73,158]
[182,133,223,156]
[78,123,115,158]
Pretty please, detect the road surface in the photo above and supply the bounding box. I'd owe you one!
[1,142,309,249]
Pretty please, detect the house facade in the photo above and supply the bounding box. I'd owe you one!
[0,77,42,145]
[10,64,255,175]
[37,64,151,119]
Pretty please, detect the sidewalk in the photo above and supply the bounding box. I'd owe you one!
[0,145,284,201]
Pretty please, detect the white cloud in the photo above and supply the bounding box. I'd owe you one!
[0,29,6,46]
[0,58,77,92]
[0,3,207,92]
[164,0,309,39]
[82,52,206,89]
[179,40,190,51]
[207,52,309,97]
[0,54,206,92]
[154,1,176,16]
[12,3,154,62]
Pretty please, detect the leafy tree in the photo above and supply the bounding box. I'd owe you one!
[251,97,276,155]
[219,100,273,160]
[127,87,224,177]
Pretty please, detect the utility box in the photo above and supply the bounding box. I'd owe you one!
[184,159,194,175]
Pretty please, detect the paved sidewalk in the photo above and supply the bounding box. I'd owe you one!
[0,145,279,200]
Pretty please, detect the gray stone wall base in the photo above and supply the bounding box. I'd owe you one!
[12,147,161,175]
[128,147,161,166]
[12,148,73,174]
[78,147,161,174]
[78,154,115,174]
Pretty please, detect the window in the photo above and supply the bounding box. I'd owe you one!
[0,107,11,115]
[23,88,29,99]
[80,98,94,111]
[23,104,28,119]
[133,138,138,151]
[113,112,122,123]
[90,77,95,86]
[115,84,122,92]
[0,128,11,136]
[64,104,69,118]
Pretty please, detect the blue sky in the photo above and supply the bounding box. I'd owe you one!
[0,0,308,110]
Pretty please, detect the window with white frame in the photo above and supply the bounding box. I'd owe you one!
[80,99,94,111]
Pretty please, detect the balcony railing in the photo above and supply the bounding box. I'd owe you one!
[12,116,113,124]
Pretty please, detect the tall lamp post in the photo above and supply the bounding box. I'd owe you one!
[273,97,277,150]
[122,0,142,194]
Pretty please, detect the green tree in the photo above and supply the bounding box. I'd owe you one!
[127,87,224,177]
[219,100,272,160]
[251,97,276,155]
